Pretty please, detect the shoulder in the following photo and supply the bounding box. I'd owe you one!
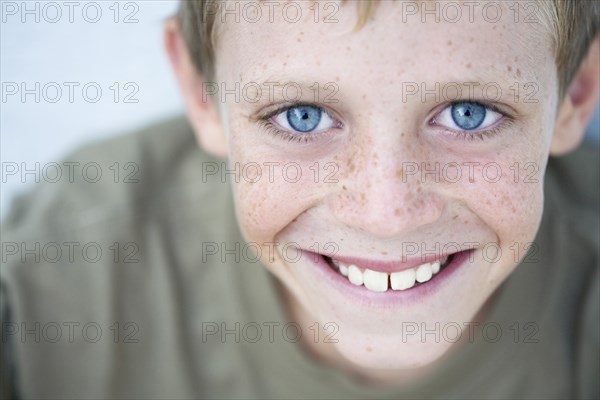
[543,144,599,397]
[544,143,599,264]
[543,142,599,296]
[2,116,224,241]
[0,116,237,398]
[545,143,599,225]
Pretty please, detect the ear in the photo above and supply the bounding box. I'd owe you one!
[164,17,227,158]
[551,35,600,156]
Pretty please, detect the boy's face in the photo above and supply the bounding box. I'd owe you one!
[212,1,558,370]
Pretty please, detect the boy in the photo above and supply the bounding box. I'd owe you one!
[1,0,599,398]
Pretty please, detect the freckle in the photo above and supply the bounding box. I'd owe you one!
[347,159,356,173]
[342,185,347,190]
[362,94,367,100]
[401,132,405,137]
[507,65,512,72]
[395,168,403,178]
[346,46,351,51]
[514,56,519,62]
[381,251,388,255]
[366,347,372,352]
[466,62,472,68]
[516,69,522,77]
[464,220,468,224]
[394,208,401,216]
[447,40,452,46]
[297,38,301,42]
[469,37,474,42]
[336,76,340,82]
[452,214,458,220]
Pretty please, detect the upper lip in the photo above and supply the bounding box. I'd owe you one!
[322,251,460,274]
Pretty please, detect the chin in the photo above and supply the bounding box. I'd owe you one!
[332,329,455,371]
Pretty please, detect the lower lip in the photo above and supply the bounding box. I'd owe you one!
[298,249,475,308]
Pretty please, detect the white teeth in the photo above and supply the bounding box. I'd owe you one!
[390,269,416,291]
[415,263,433,283]
[338,264,349,277]
[363,269,388,292]
[348,265,363,286]
[330,256,447,291]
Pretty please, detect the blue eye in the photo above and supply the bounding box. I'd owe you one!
[286,106,322,132]
[451,102,486,130]
[271,105,338,135]
[434,101,502,132]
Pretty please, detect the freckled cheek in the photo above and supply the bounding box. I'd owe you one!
[468,175,544,245]
[231,157,327,243]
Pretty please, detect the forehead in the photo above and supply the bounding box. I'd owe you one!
[215,0,555,97]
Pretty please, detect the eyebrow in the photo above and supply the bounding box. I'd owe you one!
[402,79,542,107]
[235,76,541,112]
[436,64,545,108]
[231,74,342,107]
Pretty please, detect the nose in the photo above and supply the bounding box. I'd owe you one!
[328,133,444,239]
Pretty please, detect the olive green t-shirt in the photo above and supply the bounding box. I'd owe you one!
[1,117,598,399]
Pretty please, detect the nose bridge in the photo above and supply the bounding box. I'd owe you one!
[329,129,444,238]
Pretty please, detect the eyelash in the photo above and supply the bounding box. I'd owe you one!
[430,102,513,142]
[257,103,335,144]
[260,124,323,143]
[257,102,513,143]
[442,124,502,141]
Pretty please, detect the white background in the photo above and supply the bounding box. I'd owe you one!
[1,0,183,216]
[1,0,599,217]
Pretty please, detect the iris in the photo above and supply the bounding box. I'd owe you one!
[287,106,322,132]
[451,102,486,130]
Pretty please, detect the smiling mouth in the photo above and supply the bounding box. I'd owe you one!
[322,254,455,293]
